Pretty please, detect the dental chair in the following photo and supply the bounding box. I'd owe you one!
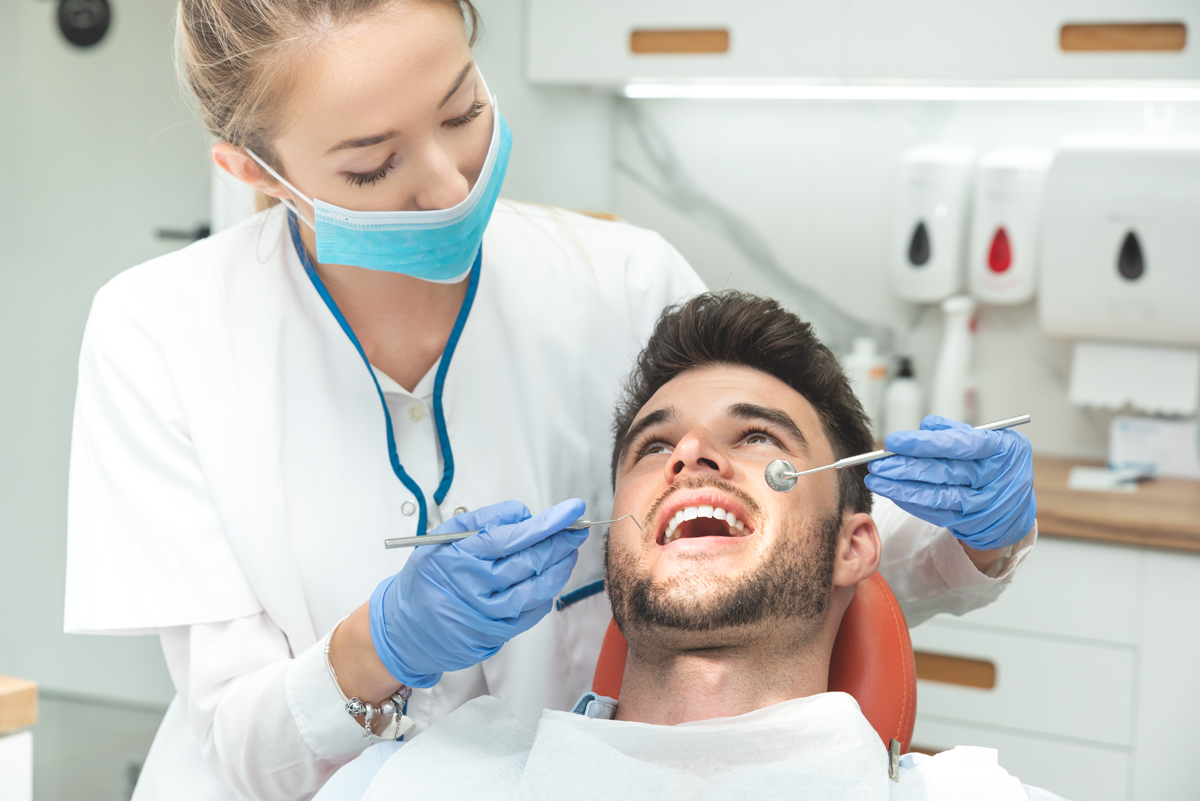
[591,571,917,752]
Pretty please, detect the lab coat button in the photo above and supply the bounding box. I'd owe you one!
[401,501,416,516]
[408,403,425,422]
[453,505,468,516]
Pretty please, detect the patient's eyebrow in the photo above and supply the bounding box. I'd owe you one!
[727,403,809,452]
[616,407,676,468]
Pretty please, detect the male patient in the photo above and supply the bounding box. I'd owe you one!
[319,291,1060,801]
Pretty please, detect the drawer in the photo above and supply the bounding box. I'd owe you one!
[934,537,1143,645]
[911,624,1136,746]
[912,715,1130,801]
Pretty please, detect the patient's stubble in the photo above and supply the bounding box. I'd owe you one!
[605,477,840,649]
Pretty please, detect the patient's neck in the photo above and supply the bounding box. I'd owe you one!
[614,626,832,726]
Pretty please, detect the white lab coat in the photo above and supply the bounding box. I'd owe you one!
[65,202,1034,801]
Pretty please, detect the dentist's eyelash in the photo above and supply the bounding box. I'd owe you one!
[344,153,396,187]
[447,100,486,128]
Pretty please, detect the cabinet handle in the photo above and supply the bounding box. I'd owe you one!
[630,29,730,54]
[1060,23,1186,52]
[914,651,996,689]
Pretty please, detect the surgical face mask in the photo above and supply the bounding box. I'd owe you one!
[248,94,511,283]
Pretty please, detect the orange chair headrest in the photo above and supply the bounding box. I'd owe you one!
[591,571,916,752]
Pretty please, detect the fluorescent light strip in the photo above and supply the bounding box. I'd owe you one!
[623,83,1200,102]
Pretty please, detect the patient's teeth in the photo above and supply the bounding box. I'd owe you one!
[672,510,685,527]
[683,507,698,521]
[735,519,745,532]
[713,508,727,521]
[698,505,713,518]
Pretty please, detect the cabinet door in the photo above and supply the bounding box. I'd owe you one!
[910,624,1137,747]
[528,0,843,84]
[913,717,1130,801]
[846,0,1200,81]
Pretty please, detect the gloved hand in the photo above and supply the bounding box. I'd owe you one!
[864,415,1036,551]
[369,498,588,688]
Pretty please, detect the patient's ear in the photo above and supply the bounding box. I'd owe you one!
[831,513,880,589]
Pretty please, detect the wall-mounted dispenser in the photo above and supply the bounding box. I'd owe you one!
[890,145,975,304]
[1040,135,1200,345]
[1040,135,1200,416]
[968,147,1053,305]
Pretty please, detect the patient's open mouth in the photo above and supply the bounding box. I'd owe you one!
[658,500,755,546]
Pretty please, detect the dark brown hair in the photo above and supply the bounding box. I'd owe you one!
[611,291,873,514]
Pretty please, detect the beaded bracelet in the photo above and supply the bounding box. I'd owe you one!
[324,616,415,742]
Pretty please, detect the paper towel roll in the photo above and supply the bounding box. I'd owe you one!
[1068,341,1200,415]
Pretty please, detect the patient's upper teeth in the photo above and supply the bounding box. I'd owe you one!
[683,507,698,521]
[672,510,685,527]
[713,508,727,521]
[735,519,745,532]
[698,505,713,518]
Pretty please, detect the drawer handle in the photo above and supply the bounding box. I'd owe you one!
[1060,23,1186,52]
[630,29,730,54]
[914,651,996,689]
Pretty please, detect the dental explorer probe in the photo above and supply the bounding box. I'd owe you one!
[383,514,643,549]
[764,414,1032,493]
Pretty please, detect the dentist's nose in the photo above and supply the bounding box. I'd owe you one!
[411,143,471,211]
[664,429,734,484]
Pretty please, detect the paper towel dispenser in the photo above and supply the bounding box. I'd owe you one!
[1039,135,1200,346]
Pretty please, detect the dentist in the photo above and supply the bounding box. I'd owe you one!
[64,1,1037,800]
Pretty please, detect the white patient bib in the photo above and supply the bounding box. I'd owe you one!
[359,693,1028,801]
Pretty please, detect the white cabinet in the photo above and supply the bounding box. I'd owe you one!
[909,537,1200,801]
[528,0,1200,85]
[845,0,1200,81]
[526,0,842,84]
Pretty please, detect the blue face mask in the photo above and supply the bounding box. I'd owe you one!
[249,98,511,283]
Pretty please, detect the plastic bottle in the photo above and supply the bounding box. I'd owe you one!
[842,337,888,438]
[884,356,924,435]
[930,295,978,425]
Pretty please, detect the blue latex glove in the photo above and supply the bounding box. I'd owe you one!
[864,415,1036,551]
[369,498,588,688]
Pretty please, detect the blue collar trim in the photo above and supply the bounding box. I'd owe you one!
[288,212,481,535]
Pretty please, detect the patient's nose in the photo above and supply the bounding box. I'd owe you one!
[665,430,732,483]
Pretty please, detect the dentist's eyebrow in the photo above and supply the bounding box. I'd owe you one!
[727,403,809,451]
[615,406,676,469]
[438,62,475,109]
[326,130,400,155]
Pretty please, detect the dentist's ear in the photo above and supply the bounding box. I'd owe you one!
[831,512,881,589]
[212,142,290,200]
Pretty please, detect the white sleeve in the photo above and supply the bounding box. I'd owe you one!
[874,495,1037,627]
[66,274,261,633]
[159,613,374,801]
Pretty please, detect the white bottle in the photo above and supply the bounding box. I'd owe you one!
[842,337,888,438]
[930,295,978,425]
[884,357,924,435]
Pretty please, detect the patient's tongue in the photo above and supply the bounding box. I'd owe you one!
[679,518,730,538]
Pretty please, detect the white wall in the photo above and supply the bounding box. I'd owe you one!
[612,99,1200,458]
[0,0,210,706]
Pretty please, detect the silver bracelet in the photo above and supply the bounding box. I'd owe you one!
[324,615,414,742]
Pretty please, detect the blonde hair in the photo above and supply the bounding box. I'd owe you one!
[176,0,480,209]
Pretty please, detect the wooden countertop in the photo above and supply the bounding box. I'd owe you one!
[0,676,37,734]
[1033,455,1200,553]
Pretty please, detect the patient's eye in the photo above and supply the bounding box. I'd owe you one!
[636,439,673,460]
[739,429,779,447]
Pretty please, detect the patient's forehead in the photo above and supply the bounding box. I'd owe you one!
[633,365,834,456]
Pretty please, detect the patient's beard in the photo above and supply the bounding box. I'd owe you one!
[606,506,840,646]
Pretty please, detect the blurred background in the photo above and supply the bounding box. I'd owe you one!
[1,1,1198,799]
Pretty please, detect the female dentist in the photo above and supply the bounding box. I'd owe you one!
[64,1,1037,799]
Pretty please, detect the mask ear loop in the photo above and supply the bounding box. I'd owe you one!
[245,148,317,231]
